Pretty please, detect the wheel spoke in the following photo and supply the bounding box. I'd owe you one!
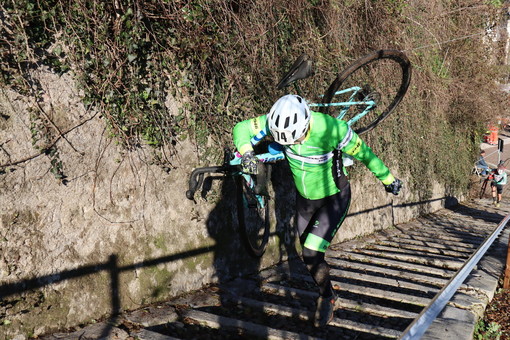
[321,50,411,135]
[236,169,271,257]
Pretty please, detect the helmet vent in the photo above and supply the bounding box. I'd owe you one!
[267,94,310,145]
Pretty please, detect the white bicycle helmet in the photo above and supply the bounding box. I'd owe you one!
[267,94,311,145]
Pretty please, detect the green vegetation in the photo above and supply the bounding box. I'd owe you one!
[474,319,503,340]
[0,0,508,197]
[478,286,510,340]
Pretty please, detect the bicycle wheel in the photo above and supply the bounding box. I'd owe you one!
[321,49,412,135]
[480,178,489,199]
[236,166,271,257]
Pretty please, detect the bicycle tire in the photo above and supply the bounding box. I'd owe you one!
[236,165,271,257]
[321,49,412,135]
[480,178,489,199]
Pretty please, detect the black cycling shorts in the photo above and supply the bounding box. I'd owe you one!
[296,183,351,253]
[491,182,504,194]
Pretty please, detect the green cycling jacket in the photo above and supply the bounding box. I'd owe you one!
[493,171,507,185]
[233,111,395,200]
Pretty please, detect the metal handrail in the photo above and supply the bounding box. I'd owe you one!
[399,212,510,340]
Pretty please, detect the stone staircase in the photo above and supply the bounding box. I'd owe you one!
[41,199,510,340]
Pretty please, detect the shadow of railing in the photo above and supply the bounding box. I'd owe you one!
[2,167,264,338]
[0,247,213,300]
[1,247,213,338]
[345,196,456,218]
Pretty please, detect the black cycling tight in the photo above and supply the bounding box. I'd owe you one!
[297,185,351,298]
[303,247,334,298]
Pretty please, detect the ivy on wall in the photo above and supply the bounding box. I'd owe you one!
[0,0,508,196]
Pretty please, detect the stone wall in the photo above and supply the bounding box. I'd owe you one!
[0,68,455,339]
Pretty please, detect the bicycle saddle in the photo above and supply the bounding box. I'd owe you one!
[276,53,314,90]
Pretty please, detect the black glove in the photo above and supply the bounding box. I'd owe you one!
[241,151,259,174]
[385,178,402,195]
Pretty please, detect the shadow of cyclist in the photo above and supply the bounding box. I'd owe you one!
[271,161,302,264]
[202,171,265,299]
[198,156,304,335]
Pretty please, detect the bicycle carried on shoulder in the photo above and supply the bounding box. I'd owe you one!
[186,49,412,257]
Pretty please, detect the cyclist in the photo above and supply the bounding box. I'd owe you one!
[491,163,507,207]
[232,94,402,327]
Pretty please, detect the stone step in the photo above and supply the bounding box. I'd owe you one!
[131,329,182,340]
[366,243,471,258]
[265,274,431,307]
[387,234,478,250]
[258,283,419,319]
[353,247,465,269]
[332,280,430,307]
[375,239,475,255]
[351,248,464,270]
[329,267,439,295]
[327,257,449,287]
[328,250,456,277]
[124,305,179,327]
[395,229,484,244]
[226,293,403,339]
[38,200,508,340]
[181,309,324,340]
[329,316,402,339]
